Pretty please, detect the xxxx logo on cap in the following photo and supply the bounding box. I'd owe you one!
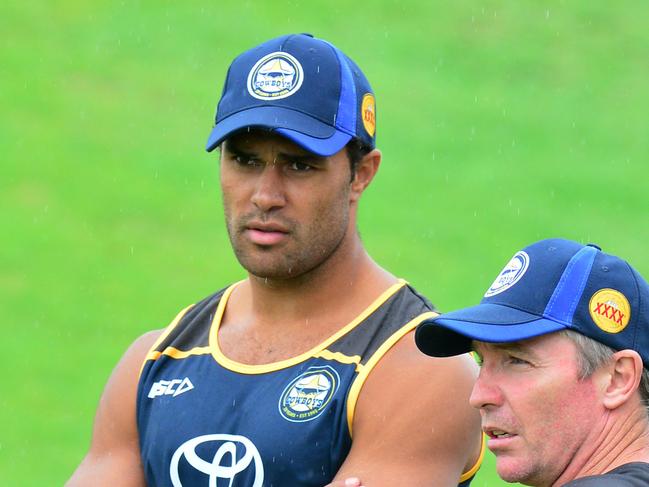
[589,288,631,333]
[361,93,376,137]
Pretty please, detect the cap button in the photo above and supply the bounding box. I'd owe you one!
[587,243,602,251]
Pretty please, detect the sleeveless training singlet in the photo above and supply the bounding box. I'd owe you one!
[137,279,483,486]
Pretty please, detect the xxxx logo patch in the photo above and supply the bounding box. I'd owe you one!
[361,93,376,137]
[589,288,630,333]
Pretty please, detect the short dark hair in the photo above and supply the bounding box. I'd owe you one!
[345,138,373,181]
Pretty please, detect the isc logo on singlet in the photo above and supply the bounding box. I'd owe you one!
[148,377,194,398]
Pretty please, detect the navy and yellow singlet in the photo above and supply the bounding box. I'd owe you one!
[137,279,483,486]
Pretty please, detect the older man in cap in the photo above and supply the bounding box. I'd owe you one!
[416,238,649,486]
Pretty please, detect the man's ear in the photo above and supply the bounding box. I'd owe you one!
[350,149,381,203]
[601,350,644,410]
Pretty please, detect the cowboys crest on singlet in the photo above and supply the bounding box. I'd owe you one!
[137,280,482,486]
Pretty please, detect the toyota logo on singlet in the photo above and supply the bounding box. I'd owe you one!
[170,433,264,486]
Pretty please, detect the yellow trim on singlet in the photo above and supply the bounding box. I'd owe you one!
[139,303,195,376]
[147,346,213,360]
[209,279,409,374]
[345,310,438,436]
[459,434,486,483]
[313,350,363,371]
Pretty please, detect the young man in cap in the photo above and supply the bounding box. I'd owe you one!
[416,238,649,486]
[68,34,483,486]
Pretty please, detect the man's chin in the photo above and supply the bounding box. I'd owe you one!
[495,455,536,485]
[242,261,307,281]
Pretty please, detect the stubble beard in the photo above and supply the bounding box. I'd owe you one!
[224,204,350,281]
[496,449,552,487]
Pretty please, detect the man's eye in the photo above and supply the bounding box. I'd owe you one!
[234,155,259,166]
[507,355,529,366]
[289,161,312,172]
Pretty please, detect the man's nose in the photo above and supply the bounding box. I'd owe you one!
[469,367,503,410]
[251,164,287,212]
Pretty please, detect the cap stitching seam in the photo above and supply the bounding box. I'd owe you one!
[216,106,341,131]
[545,247,595,323]
[626,261,642,361]
[566,251,597,322]
[545,258,575,316]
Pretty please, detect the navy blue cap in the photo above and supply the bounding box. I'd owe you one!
[415,239,649,367]
[205,33,377,156]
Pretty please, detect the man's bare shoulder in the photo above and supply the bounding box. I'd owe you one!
[66,329,164,487]
[131,329,165,355]
[354,328,479,428]
[337,330,482,486]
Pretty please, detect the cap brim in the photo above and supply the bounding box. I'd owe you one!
[415,303,568,357]
[205,106,352,156]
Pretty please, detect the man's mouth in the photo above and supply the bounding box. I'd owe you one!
[244,222,289,246]
[487,429,514,439]
[246,221,289,233]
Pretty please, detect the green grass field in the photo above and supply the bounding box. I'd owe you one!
[2,1,648,485]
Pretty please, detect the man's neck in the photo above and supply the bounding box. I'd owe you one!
[552,407,649,486]
[227,229,397,327]
[247,242,396,326]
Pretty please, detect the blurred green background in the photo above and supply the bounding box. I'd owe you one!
[2,1,648,485]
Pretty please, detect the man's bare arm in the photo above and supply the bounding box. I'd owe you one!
[66,331,161,487]
[331,330,482,486]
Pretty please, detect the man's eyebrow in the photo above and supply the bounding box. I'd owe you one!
[223,140,254,156]
[222,141,324,164]
[277,152,326,165]
[472,340,533,355]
